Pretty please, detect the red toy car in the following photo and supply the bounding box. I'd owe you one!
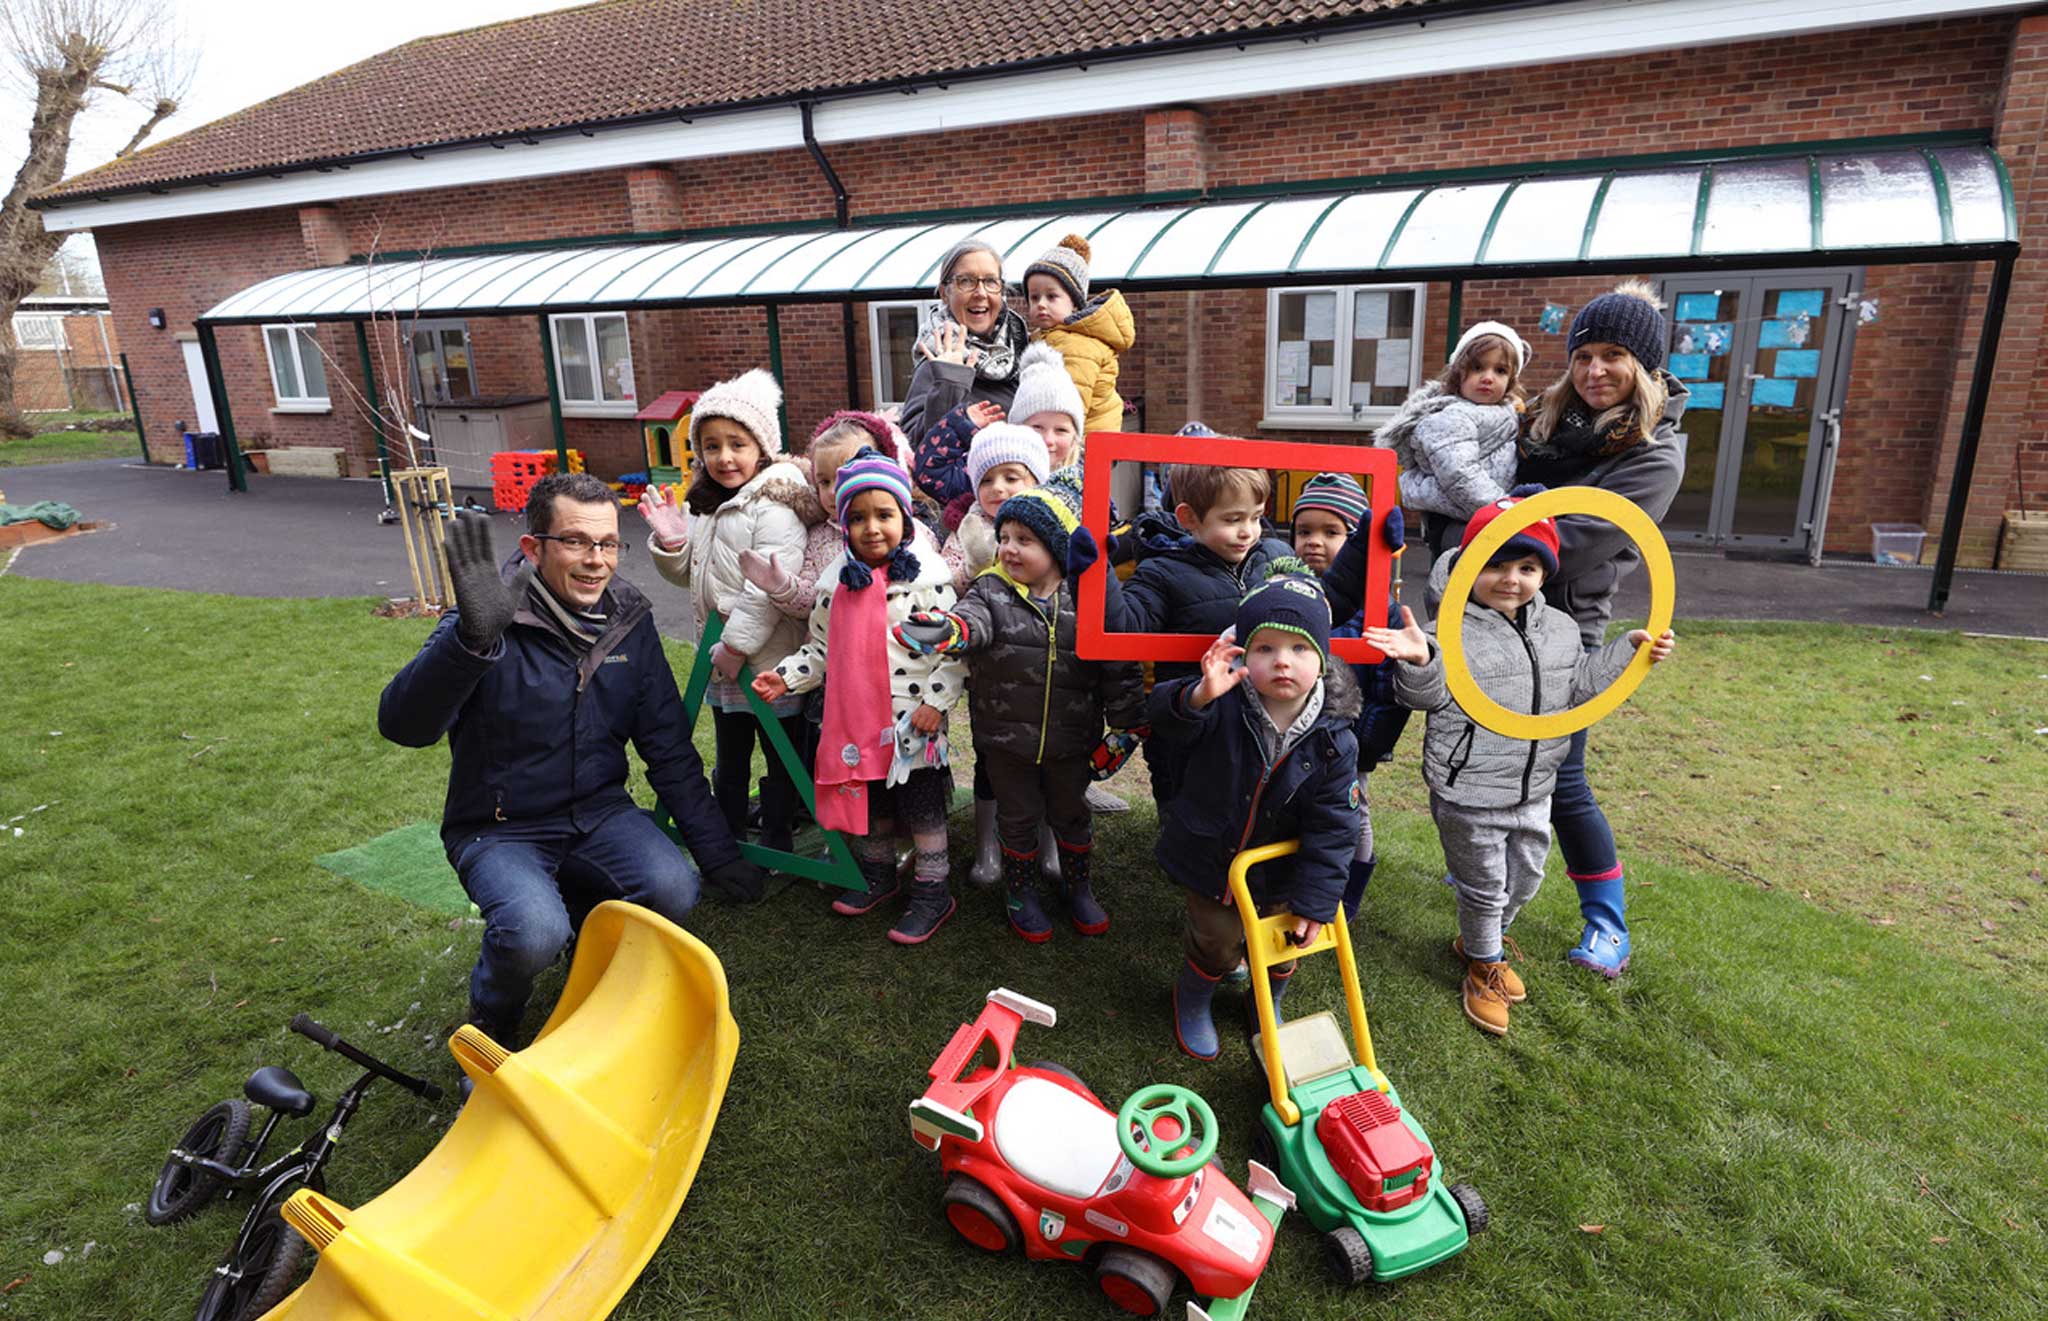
[910,989,1293,1319]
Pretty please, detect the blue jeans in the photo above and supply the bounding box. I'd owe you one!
[450,808,701,1029]
[1550,728,1620,881]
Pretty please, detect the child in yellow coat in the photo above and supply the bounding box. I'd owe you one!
[1021,234,1135,436]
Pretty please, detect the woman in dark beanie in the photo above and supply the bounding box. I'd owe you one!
[895,238,1031,445]
[1516,278,1687,979]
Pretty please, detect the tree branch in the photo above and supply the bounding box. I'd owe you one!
[114,96,176,158]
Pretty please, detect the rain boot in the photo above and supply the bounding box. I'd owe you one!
[1003,847,1053,943]
[968,796,1001,887]
[888,878,956,945]
[1263,968,1293,1028]
[1037,822,1062,882]
[831,848,901,916]
[1057,841,1108,936]
[1340,855,1377,920]
[1567,874,1631,978]
[1173,960,1221,1061]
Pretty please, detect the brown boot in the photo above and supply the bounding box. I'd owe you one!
[1462,962,1512,1036]
[1452,935,1526,1002]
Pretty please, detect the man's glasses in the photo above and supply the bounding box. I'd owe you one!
[947,275,1006,294]
[533,534,628,557]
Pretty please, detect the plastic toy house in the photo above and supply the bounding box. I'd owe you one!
[637,390,699,486]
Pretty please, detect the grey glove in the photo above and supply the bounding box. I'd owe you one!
[444,513,529,653]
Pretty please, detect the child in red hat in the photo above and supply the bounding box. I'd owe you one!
[1366,491,1675,1036]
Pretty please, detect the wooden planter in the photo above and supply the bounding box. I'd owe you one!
[1997,510,2048,573]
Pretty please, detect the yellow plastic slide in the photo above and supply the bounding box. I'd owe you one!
[263,901,739,1321]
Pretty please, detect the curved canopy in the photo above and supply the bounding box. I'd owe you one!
[201,144,2016,324]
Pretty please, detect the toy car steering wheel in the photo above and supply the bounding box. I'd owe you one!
[1117,1083,1219,1179]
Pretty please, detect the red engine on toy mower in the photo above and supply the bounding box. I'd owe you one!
[1315,1088,1432,1213]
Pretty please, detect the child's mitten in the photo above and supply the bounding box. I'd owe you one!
[894,609,966,655]
[737,548,793,596]
[1089,725,1150,780]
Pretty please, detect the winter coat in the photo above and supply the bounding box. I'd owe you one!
[1145,663,1363,923]
[899,360,1018,462]
[1107,511,1297,686]
[909,400,993,509]
[649,459,823,679]
[1037,288,1135,436]
[1374,381,1522,520]
[378,561,739,873]
[950,567,1147,763]
[942,507,998,592]
[1518,375,1689,648]
[1391,549,1636,809]
[771,522,967,724]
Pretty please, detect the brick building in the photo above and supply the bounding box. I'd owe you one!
[31,0,2048,573]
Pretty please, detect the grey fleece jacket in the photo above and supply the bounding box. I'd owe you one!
[1393,549,1637,809]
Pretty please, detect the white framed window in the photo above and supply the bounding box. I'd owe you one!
[549,312,637,417]
[1261,284,1427,430]
[262,323,330,411]
[868,300,932,408]
[13,314,65,350]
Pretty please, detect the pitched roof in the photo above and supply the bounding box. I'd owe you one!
[40,0,1452,202]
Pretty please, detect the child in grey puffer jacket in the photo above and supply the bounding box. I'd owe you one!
[1375,321,1532,562]
[1366,493,1674,1038]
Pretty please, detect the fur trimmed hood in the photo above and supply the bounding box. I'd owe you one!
[688,456,826,526]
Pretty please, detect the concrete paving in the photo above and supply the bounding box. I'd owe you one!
[5,456,2044,641]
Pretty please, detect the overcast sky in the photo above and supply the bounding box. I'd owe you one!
[6,0,592,275]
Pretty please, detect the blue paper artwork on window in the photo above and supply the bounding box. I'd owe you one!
[1750,378,1799,407]
[1674,322,1733,356]
[1675,292,1722,322]
[1668,353,1711,381]
[1688,382,1726,409]
[1775,289,1827,319]
[1775,349,1820,378]
[1537,303,1568,335]
[1759,316,1812,349]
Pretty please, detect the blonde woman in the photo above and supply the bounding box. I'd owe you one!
[1514,278,1687,979]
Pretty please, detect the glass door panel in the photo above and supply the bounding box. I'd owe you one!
[1728,284,1836,541]
[1662,284,1742,541]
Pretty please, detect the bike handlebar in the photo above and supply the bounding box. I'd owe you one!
[291,1014,446,1103]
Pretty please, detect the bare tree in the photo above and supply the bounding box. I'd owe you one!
[0,0,190,436]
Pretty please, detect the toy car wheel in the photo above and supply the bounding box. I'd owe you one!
[1095,1246,1178,1317]
[1026,1059,1090,1092]
[1449,1181,1489,1234]
[941,1174,1020,1255]
[1323,1226,1375,1286]
[1249,1123,1278,1172]
[147,1099,252,1226]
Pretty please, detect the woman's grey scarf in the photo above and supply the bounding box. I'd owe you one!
[921,300,1028,385]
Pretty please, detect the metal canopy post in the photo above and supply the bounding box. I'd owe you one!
[765,303,791,441]
[1927,251,2016,614]
[354,319,396,503]
[536,314,571,473]
[1445,279,1464,360]
[119,352,147,464]
[194,322,247,492]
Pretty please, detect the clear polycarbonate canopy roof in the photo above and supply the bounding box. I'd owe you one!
[201,145,2015,324]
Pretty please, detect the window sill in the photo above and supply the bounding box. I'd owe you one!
[1256,412,1394,433]
[560,402,640,419]
[270,402,332,415]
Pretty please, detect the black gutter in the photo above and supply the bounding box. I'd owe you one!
[33,0,1543,210]
[802,100,864,411]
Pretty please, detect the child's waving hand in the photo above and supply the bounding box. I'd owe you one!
[1363,605,1431,665]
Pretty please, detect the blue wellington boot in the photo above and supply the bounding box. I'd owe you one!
[1266,968,1292,1027]
[1340,855,1377,920]
[1173,960,1221,1061]
[1568,876,1631,977]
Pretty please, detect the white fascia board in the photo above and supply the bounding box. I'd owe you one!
[39,0,2035,234]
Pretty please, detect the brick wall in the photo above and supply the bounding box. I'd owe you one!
[86,12,2040,563]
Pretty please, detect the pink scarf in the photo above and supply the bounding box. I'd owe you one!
[812,562,897,834]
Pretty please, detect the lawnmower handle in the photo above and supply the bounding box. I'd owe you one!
[291,1014,446,1103]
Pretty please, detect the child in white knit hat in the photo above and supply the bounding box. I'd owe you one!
[941,422,1049,592]
[638,368,825,855]
[1373,320,1533,565]
[1023,233,1134,437]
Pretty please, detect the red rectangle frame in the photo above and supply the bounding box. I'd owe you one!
[1074,432,1398,664]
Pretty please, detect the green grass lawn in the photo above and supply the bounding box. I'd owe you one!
[0,427,140,468]
[2,576,2044,1319]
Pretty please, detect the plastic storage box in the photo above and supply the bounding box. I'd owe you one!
[1870,523,1927,567]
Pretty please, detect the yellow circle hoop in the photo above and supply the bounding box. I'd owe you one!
[1436,486,1676,742]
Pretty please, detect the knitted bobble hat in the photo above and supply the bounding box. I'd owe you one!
[834,446,914,529]
[1292,473,1368,534]
[1025,233,1092,306]
[1451,320,1532,375]
[1460,492,1560,577]
[689,368,784,458]
[1567,279,1668,374]
[1006,342,1086,440]
[995,487,1079,570]
[1039,465,1086,519]
[966,422,1050,491]
[1235,558,1334,674]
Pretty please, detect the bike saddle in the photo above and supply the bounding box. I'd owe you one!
[245,1065,316,1117]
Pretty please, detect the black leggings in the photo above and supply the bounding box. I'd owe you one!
[711,706,808,843]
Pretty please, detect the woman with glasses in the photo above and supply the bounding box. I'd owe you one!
[895,238,1030,448]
